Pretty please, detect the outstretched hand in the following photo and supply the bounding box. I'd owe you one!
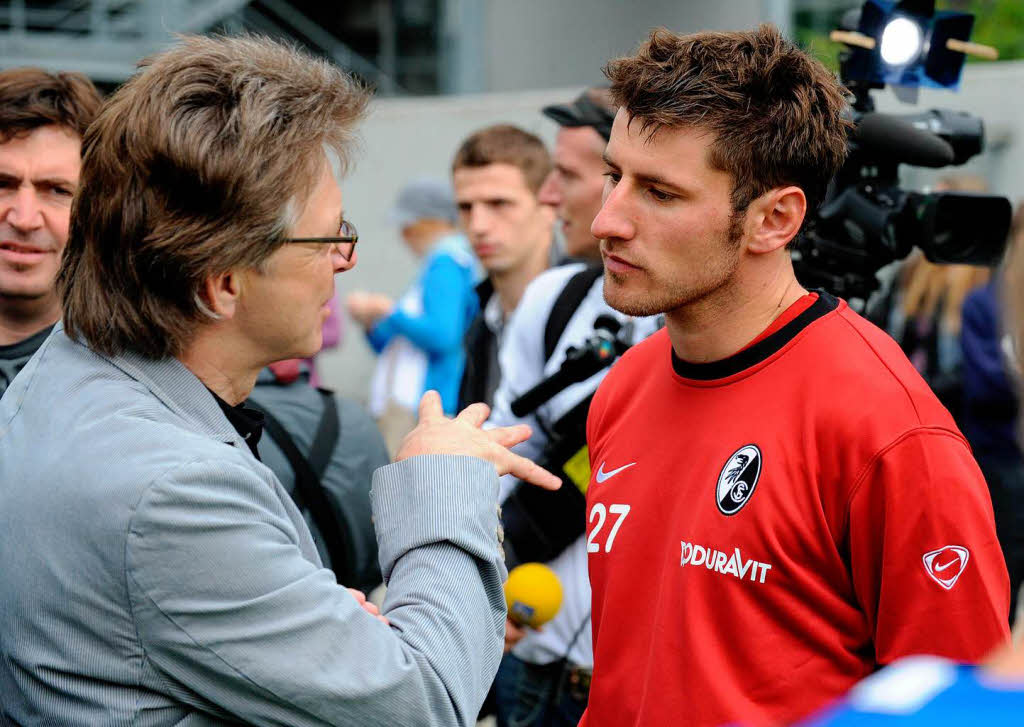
[395,391,561,491]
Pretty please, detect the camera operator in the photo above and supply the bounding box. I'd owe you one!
[0,36,559,726]
[582,25,1009,727]
[485,88,661,727]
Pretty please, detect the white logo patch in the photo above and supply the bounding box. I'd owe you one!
[716,445,761,515]
[922,545,970,590]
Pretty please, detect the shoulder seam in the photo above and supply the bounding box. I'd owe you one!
[843,426,971,535]
[833,311,924,423]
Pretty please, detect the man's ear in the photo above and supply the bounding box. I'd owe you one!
[745,186,806,255]
[198,270,241,320]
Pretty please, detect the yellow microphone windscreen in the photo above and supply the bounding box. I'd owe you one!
[504,562,563,628]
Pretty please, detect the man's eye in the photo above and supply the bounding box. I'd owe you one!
[53,187,74,197]
[648,187,674,202]
[602,171,621,185]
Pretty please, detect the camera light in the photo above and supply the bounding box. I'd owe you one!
[880,17,924,66]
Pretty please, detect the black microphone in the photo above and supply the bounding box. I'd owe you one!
[855,112,955,168]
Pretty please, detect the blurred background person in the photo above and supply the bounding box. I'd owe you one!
[868,175,992,422]
[0,68,101,396]
[348,177,478,455]
[538,88,616,264]
[960,202,1024,629]
[453,124,556,411]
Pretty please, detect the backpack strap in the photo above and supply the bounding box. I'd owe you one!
[308,388,340,478]
[250,394,352,583]
[543,264,604,362]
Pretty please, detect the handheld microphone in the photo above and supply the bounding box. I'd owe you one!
[504,562,563,628]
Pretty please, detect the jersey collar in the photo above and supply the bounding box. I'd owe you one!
[671,291,839,381]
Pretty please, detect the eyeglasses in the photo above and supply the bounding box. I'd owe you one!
[284,219,359,261]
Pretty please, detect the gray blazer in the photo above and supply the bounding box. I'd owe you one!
[0,327,506,726]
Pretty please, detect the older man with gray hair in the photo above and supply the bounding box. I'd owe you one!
[0,35,557,727]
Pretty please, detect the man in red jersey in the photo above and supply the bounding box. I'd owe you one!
[581,24,1010,727]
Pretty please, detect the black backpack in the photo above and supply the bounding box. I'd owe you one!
[502,263,605,567]
[247,391,356,584]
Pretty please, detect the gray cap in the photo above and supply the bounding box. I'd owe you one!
[388,177,458,228]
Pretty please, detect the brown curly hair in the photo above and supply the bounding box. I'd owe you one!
[604,24,852,216]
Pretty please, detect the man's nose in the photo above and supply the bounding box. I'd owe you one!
[537,170,561,207]
[466,204,492,236]
[591,183,634,242]
[333,245,356,273]
[4,187,44,233]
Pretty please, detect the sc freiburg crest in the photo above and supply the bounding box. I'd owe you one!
[716,445,762,516]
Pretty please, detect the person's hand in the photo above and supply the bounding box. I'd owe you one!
[503,618,528,652]
[396,391,561,491]
[345,291,394,328]
[348,588,389,626]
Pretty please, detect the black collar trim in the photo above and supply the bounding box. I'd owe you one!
[671,291,839,381]
[207,388,266,460]
[0,324,54,358]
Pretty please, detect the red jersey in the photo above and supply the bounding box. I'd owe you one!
[582,293,1009,727]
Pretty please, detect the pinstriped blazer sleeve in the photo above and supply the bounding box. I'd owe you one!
[125,453,505,727]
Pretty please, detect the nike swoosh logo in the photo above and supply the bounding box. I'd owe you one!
[934,557,960,572]
[595,461,636,483]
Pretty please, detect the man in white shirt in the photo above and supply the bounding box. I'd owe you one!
[453,124,556,411]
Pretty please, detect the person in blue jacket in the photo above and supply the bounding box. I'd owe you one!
[348,177,479,454]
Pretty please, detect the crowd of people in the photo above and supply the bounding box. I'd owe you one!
[0,21,1022,727]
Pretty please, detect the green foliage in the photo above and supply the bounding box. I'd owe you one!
[964,0,1024,62]
[793,0,1024,68]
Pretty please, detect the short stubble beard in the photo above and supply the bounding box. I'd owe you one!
[602,208,745,318]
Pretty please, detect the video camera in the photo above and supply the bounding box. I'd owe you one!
[792,0,1014,301]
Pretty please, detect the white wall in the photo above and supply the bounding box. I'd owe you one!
[480,0,768,92]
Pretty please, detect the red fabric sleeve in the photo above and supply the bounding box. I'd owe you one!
[846,427,1010,665]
